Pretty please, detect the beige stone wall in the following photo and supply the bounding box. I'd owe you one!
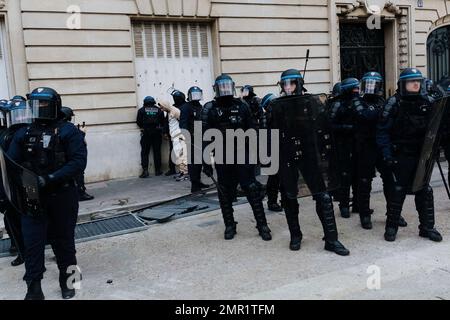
[0,0,449,182]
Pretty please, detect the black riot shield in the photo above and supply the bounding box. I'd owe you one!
[271,93,339,197]
[412,96,449,193]
[0,147,44,217]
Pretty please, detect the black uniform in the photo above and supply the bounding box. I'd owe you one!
[259,94,282,212]
[268,69,349,255]
[179,100,207,192]
[353,94,383,225]
[136,102,165,175]
[201,95,271,240]
[376,93,442,242]
[329,95,356,217]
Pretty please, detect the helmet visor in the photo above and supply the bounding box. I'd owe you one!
[399,79,426,96]
[0,112,5,127]
[189,90,203,101]
[215,79,235,97]
[280,79,298,96]
[7,108,32,127]
[361,79,383,95]
[30,99,58,120]
[241,88,250,98]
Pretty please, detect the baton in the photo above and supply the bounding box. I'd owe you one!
[303,49,310,81]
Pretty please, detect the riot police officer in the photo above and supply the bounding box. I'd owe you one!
[273,69,349,255]
[137,96,165,178]
[7,87,87,300]
[377,68,443,242]
[240,85,262,127]
[201,74,271,241]
[60,107,94,201]
[0,99,32,267]
[352,72,385,229]
[329,77,359,218]
[179,86,210,193]
[260,93,282,212]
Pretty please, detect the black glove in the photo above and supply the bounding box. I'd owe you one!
[203,165,213,178]
[37,175,51,188]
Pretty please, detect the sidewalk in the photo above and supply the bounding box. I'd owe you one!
[77,173,210,222]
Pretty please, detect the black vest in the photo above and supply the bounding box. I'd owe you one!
[22,122,67,177]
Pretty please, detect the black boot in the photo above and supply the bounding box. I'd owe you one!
[416,186,442,242]
[316,193,350,256]
[139,168,149,178]
[218,184,237,240]
[398,215,408,227]
[283,198,302,251]
[25,280,45,300]
[11,255,24,267]
[340,206,350,218]
[245,183,272,241]
[360,215,373,230]
[268,202,283,212]
[79,192,94,201]
[266,175,282,212]
[224,222,237,240]
[199,182,210,189]
[384,227,397,242]
[59,272,77,300]
[324,240,350,256]
[358,178,373,229]
[384,186,406,242]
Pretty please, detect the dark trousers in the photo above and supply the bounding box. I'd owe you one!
[333,139,354,208]
[215,164,267,227]
[140,130,162,172]
[354,138,382,216]
[75,172,86,195]
[21,186,79,282]
[215,164,256,191]
[266,173,280,204]
[188,164,203,187]
[278,159,338,241]
[384,154,435,231]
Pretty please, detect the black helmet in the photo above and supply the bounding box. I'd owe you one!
[27,87,62,121]
[213,74,236,98]
[261,93,276,110]
[361,72,383,96]
[340,78,360,96]
[279,69,304,96]
[438,76,450,96]
[331,82,341,98]
[0,98,8,109]
[143,96,156,107]
[11,95,26,102]
[188,86,203,102]
[398,68,426,97]
[171,90,186,106]
[60,106,75,122]
[241,85,255,98]
[6,100,32,128]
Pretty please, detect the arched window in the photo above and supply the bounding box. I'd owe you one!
[427,25,450,82]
